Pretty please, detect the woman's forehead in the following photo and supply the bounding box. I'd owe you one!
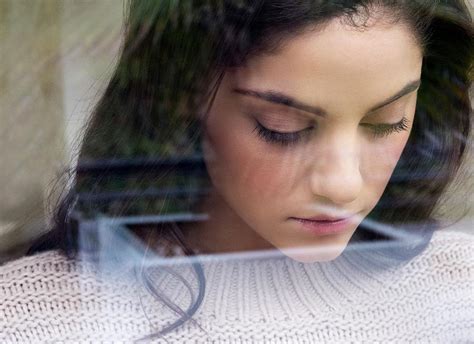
[227,19,423,117]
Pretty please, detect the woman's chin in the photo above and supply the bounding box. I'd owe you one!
[278,242,348,263]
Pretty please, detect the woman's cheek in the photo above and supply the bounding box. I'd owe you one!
[363,132,412,200]
[204,118,297,206]
[364,95,417,189]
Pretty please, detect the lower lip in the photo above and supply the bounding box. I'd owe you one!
[291,217,354,236]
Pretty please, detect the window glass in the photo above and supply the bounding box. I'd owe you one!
[1,1,473,342]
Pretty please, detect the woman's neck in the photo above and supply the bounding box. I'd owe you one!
[182,189,274,254]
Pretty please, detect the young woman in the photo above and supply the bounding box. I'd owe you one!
[2,0,473,342]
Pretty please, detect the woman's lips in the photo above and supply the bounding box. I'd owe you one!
[290,215,355,236]
[303,215,352,222]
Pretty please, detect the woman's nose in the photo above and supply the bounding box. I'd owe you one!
[309,137,363,206]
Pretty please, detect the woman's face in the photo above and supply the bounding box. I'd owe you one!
[200,17,423,262]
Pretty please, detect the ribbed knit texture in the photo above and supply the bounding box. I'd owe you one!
[1,230,473,343]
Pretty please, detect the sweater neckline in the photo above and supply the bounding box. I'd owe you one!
[74,224,434,321]
[132,240,412,322]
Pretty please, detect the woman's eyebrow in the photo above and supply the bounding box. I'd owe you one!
[233,79,421,117]
[232,88,327,117]
[366,79,421,113]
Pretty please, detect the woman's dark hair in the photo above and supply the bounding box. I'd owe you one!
[29,0,473,340]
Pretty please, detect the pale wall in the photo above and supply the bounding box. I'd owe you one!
[0,0,123,260]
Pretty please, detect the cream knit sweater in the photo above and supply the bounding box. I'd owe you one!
[1,229,473,343]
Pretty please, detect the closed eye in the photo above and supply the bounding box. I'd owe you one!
[253,121,313,146]
[360,117,410,138]
[253,116,410,146]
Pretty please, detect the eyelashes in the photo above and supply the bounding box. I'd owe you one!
[253,121,313,146]
[253,117,410,146]
[365,117,410,138]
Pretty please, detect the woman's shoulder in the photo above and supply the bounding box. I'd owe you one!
[346,229,473,294]
[0,250,153,342]
[0,249,121,279]
[392,229,474,285]
[0,250,73,280]
[426,229,474,263]
[0,248,150,301]
[431,227,474,241]
[0,249,136,306]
